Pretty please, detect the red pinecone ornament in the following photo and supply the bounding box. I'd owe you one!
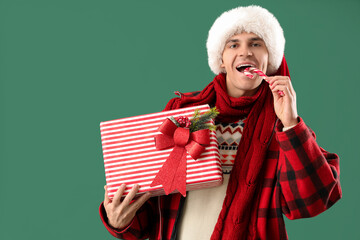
[175,116,191,128]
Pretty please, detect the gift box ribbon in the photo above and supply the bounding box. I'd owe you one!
[150,118,210,196]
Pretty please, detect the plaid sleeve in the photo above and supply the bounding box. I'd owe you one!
[275,117,342,220]
[99,198,157,240]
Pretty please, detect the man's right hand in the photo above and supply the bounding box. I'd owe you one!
[104,184,151,230]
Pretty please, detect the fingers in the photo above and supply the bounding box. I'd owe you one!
[121,184,151,212]
[104,185,110,207]
[110,190,151,230]
[271,84,292,101]
[129,192,151,212]
[266,76,295,97]
[122,184,140,206]
[266,76,290,84]
[105,183,151,215]
[112,184,127,205]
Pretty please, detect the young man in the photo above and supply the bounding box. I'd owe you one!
[99,5,342,240]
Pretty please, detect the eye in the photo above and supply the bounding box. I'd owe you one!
[251,43,261,47]
[229,44,237,49]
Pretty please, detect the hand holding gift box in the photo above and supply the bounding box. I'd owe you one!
[100,104,222,199]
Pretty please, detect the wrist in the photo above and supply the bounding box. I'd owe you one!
[282,117,299,128]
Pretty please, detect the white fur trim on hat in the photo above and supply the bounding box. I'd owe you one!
[206,5,285,75]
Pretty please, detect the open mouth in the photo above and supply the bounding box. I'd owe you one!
[236,64,255,73]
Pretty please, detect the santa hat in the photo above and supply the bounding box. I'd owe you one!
[206,5,285,75]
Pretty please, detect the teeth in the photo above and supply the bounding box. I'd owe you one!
[236,64,254,69]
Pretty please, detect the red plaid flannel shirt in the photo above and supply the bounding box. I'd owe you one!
[99,116,341,240]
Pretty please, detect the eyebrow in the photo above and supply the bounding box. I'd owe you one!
[226,37,264,44]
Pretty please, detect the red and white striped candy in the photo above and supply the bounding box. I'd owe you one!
[243,67,267,79]
[244,67,284,96]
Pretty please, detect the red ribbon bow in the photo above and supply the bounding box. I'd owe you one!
[150,118,210,196]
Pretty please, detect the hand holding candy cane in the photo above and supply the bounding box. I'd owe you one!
[244,67,284,96]
[244,67,299,128]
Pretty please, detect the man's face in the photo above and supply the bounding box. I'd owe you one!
[221,32,269,97]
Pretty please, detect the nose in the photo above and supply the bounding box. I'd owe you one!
[237,45,252,56]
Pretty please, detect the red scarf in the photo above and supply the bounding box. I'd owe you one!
[164,56,290,239]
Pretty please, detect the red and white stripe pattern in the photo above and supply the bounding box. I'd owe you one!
[243,67,267,79]
[100,104,222,199]
[244,67,285,96]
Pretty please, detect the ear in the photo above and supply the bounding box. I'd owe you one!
[220,60,224,68]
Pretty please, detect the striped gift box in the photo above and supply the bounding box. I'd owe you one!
[100,104,223,199]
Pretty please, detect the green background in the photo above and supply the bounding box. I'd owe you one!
[1,0,359,239]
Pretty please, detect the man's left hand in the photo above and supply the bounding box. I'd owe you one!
[265,76,299,128]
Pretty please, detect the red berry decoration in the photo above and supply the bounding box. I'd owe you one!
[175,116,191,128]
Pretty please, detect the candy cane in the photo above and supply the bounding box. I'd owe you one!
[244,67,284,96]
